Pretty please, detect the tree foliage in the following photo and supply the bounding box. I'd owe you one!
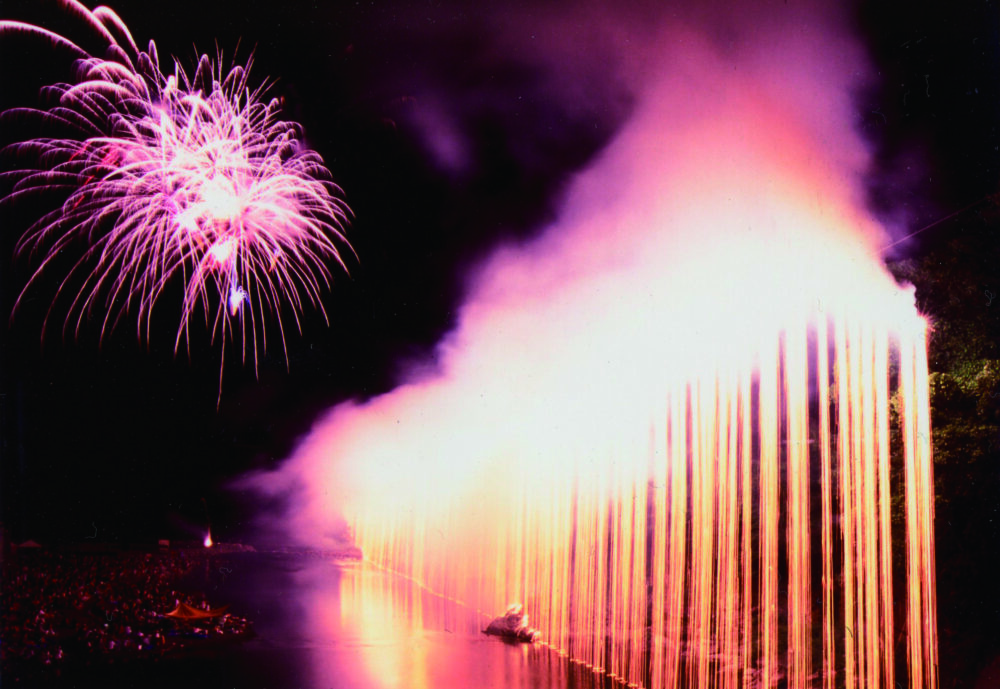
[887,209,1000,685]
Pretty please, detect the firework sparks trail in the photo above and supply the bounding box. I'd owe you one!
[1,0,352,389]
[237,5,944,685]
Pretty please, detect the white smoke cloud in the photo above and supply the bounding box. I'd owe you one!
[243,1,913,547]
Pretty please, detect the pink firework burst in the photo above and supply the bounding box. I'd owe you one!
[1,0,353,389]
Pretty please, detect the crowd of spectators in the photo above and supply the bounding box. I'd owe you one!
[1,548,252,680]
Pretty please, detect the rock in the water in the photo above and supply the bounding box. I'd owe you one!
[483,604,540,642]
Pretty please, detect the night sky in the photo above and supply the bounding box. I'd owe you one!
[1,0,998,545]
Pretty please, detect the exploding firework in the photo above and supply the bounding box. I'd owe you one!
[1,1,352,385]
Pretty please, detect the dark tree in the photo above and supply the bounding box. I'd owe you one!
[887,204,1000,687]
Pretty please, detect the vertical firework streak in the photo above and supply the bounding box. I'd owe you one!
[1,1,351,389]
[817,315,836,689]
[758,334,779,689]
[348,306,939,689]
[785,319,811,689]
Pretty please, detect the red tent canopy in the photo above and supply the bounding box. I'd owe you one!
[163,602,229,621]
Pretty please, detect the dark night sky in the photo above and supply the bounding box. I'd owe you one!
[1,0,998,544]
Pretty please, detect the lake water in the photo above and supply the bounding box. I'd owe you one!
[35,553,610,689]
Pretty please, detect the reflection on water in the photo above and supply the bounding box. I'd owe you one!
[29,554,607,689]
[296,559,609,689]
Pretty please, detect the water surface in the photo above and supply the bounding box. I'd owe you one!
[35,553,608,689]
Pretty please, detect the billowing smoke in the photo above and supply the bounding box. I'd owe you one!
[242,1,915,547]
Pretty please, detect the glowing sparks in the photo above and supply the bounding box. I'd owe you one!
[209,239,238,266]
[284,46,941,689]
[235,9,942,689]
[344,310,938,689]
[229,284,248,316]
[1,1,352,378]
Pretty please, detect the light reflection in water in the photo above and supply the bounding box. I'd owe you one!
[345,309,939,689]
[295,560,611,689]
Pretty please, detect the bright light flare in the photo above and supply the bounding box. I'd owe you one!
[203,532,213,548]
[1,2,353,387]
[244,17,940,689]
[229,285,247,316]
[209,238,238,266]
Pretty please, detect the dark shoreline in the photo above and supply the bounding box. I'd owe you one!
[2,545,360,687]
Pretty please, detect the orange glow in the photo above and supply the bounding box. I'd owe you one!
[255,18,940,689]
[340,309,937,689]
[204,532,213,548]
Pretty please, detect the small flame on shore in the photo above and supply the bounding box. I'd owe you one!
[204,532,214,548]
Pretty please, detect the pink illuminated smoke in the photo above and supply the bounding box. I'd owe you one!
[241,2,918,548]
[1,1,351,381]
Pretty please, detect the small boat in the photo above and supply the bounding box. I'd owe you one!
[483,604,540,642]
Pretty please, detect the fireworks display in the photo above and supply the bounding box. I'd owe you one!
[7,0,984,687]
[249,11,942,688]
[1,0,351,380]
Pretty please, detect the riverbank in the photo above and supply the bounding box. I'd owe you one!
[1,546,254,685]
